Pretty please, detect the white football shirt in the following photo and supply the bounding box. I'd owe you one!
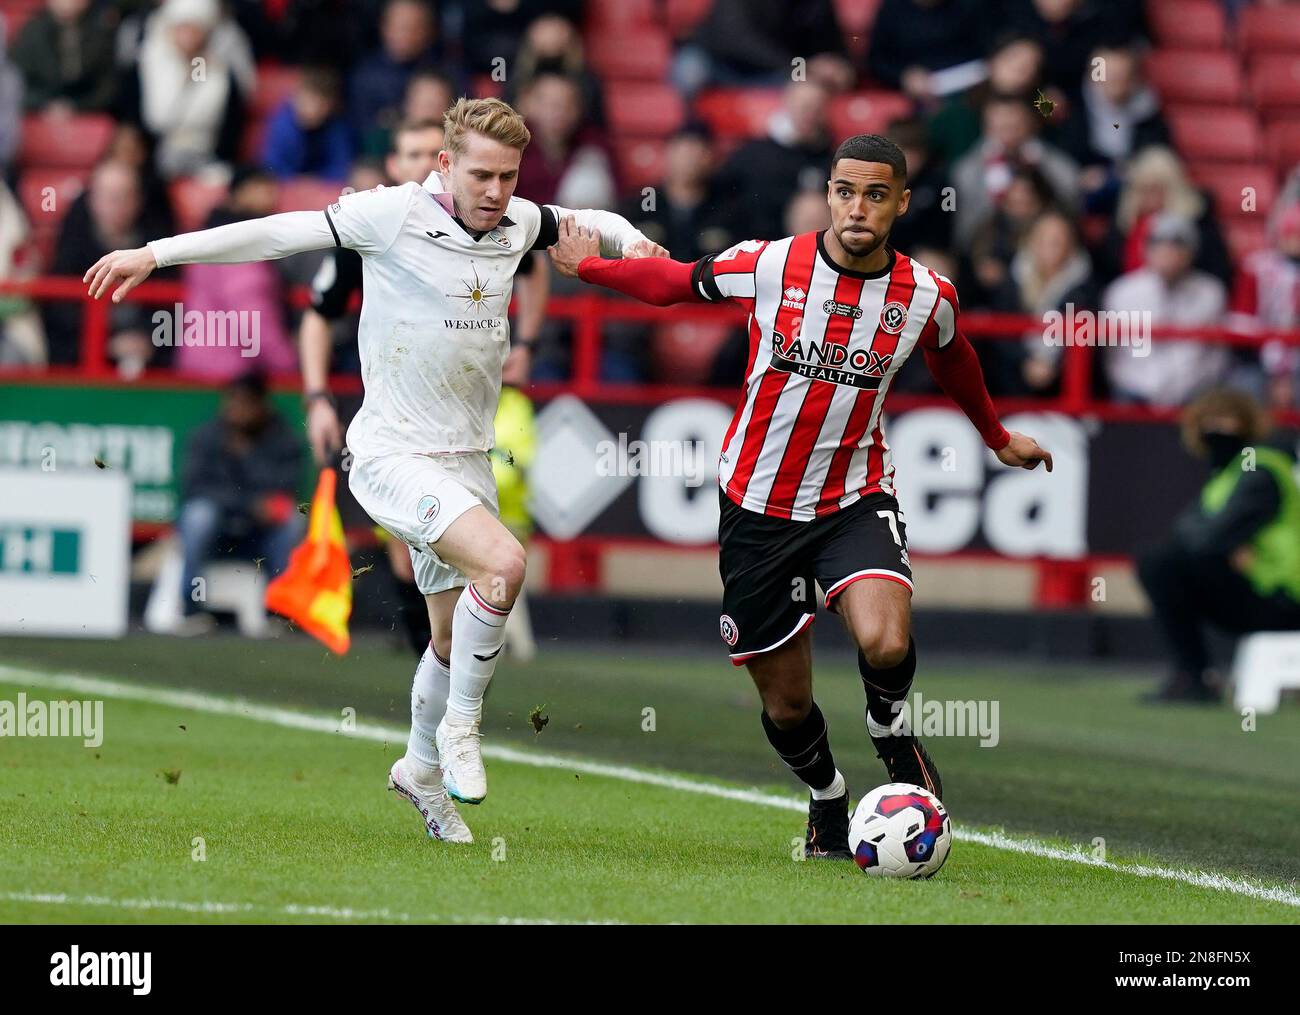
[326,182,543,458]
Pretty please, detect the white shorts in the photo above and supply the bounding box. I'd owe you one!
[348,451,499,595]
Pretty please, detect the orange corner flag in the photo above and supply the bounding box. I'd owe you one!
[266,467,352,654]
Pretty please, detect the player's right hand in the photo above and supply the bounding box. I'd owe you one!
[547,215,601,278]
[306,399,344,465]
[83,247,158,303]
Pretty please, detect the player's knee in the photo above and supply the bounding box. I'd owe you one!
[764,692,813,729]
[480,538,526,601]
[859,629,910,670]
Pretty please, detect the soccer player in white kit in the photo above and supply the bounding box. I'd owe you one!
[83,98,665,843]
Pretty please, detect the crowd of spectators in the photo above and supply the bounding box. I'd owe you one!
[0,0,1297,412]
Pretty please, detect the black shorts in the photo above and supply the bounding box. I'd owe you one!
[717,489,912,665]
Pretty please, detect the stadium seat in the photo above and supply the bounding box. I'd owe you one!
[1167,106,1263,161]
[1267,120,1300,173]
[2,0,45,38]
[666,0,714,39]
[692,88,784,139]
[1145,50,1245,104]
[17,113,114,170]
[1232,631,1300,714]
[1238,5,1300,54]
[606,83,686,136]
[586,27,671,80]
[169,177,229,233]
[828,91,913,141]
[249,63,302,120]
[274,177,343,214]
[1145,0,1228,48]
[1224,219,1269,261]
[1248,56,1300,113]
[470,74,505,99]
[1188,163,1278,220]
[17,168,88,270]
[614,137,667,194]
[586,0,657,27]
[651,320,734,384]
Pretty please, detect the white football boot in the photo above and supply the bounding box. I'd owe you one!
[386,758,473,843]
[435,717,487,804]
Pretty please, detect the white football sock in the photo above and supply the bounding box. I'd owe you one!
[445,581,509,726]
[406,643,450,781]
[810,768,846,801]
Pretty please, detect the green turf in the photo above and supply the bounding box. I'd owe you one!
[1,632,1298,923]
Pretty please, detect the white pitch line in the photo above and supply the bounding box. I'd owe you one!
[3,665,1299,911]
[0,891,623,925]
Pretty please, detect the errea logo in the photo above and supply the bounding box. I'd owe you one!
[782,286,807,310]
[50,947,151,995]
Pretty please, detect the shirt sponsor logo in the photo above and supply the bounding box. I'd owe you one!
[823,299,863,319]
[879,301,908,334]
[441,318,505,329]
[769,330,893,389]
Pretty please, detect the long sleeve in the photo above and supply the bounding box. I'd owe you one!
[149,211,337,268]
[577,255,702,306]
[923,330,1010,450]
[542,204,650,258]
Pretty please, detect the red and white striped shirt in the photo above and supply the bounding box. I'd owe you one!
[692,231,959,521]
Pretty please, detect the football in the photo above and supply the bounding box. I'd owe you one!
[848,783,952,879]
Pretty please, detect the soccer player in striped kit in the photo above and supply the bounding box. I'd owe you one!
[547,134,1053,858]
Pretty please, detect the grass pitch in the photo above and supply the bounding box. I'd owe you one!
[0,632,1297,924]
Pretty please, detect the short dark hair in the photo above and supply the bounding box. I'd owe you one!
[831,134,907,181]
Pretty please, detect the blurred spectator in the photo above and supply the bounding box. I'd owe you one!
[886,118,953,253]
[1096,146,1231,287]
[1053,42,1170,210]
[674,0,854,97]
[176,166,298,380]
[0,20,23,172]
[174,371,305,635]
[505,14,605,127]
[261,66,353,182]
[119,0,251,179]
[988,209,1097,396]
[619,126,734,263]
[966,164,1058,306]
[454,0,583,81]
[115,0,257,95]
[784,187,832,235]
[43,159,173,369]
[1004,0,1143,99]
[361,68,453,157]
[1231,204,1300,410]
[1138,388,1300,703]
[103,121,176,233]
[951,93,1080,250]
[0,180,46,364]
[349,0,446,142]
[928,33,1046,165]
[11,0,116,113]
[866,0,989,103]
[1104,212,1228,407]
[516,70,615,208]
[716,81,834,242]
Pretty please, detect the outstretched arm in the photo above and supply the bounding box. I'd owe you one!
[84,211,337,303]
[924,332,1052,471]
[545,204,667,260]
[547,217,697,305]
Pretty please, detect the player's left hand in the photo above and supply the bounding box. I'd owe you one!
[547,215,601,278]
[623,238,669,259]
[995,431,1053,472]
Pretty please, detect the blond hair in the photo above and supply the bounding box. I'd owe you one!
[442,97,531,155]
[1118,146,1205,231]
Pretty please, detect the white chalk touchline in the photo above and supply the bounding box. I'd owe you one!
[0,891,623,925]
[3,664,1298,911]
